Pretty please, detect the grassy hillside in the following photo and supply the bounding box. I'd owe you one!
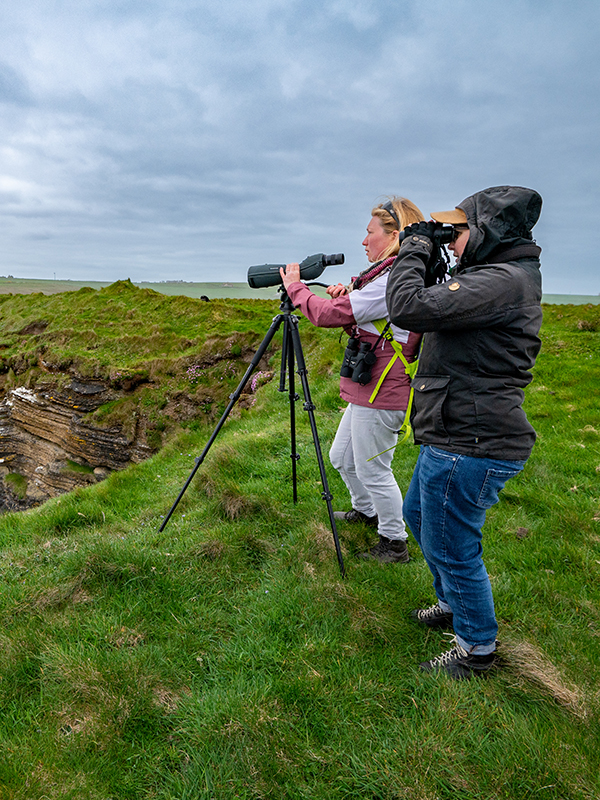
[0,292,599,799]
[0,280,319,450]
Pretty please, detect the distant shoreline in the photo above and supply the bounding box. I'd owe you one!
[0,277,598,305]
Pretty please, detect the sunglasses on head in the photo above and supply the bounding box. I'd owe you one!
[381,201,400,227]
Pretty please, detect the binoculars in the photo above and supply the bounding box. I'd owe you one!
[340,336,376,386]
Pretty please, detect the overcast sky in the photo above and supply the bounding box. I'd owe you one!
[0,0,598,293]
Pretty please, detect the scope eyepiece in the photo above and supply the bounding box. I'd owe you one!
[322,253,344,267]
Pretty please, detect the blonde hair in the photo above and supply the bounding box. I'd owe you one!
[371,196,425,260]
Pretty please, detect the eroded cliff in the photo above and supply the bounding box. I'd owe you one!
[0,379,153,509]
[0,281,276,512]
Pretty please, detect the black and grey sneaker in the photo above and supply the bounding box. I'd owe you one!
[411,603,454,630]
[333,509,378,528]
[420,640,497,680]
[358,536,410,563]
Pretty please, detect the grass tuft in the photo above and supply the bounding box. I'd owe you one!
[499,639,589,718]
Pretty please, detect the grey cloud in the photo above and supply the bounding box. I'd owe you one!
[0,62,33,105]
[0,0,597,291]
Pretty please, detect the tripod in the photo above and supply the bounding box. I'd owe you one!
[158,287,346,577]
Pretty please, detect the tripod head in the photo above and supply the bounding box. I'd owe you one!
[277,285,298,314]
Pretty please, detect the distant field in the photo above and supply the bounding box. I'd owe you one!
[543,294,600,304]
[0,277,281,300]
[0,277,598,304]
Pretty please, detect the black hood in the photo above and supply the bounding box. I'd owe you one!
[457,185,542,269]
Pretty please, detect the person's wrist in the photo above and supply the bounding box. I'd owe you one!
[400,233,433,253]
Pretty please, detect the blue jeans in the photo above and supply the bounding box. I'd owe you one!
[404,446,525,655]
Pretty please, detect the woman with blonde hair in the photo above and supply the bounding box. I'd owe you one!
[280,197,423,563]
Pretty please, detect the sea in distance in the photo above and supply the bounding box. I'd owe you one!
[0,277,598,305]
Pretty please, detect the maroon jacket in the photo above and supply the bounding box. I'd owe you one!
[286,274,421,411]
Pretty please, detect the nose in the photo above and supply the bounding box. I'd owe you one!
[362,235,368,247]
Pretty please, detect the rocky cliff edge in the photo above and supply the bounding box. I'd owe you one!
[0,379,153,511]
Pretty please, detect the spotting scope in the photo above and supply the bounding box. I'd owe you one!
[247,253,345,289]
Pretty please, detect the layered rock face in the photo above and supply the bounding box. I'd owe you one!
[0,380,152,510]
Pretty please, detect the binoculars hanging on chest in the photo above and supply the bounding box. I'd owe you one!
[340,336,376,385]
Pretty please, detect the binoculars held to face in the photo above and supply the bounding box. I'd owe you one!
[397,223,455,246]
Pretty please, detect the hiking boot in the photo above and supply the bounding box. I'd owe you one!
[358,536,410,563]
[420,640,497,680]
[333,509,378,528]
[411,603,454,630]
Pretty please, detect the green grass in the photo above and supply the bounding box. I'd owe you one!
[0,296,599,798]
[3,473,27,499]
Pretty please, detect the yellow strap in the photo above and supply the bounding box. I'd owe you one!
[366,390,414,461]
[368,319,418,404]
[368,352,399,403]
[397,378,415,443]
[364,318,418,450]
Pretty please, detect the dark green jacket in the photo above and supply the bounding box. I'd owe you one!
[386,186,543,461]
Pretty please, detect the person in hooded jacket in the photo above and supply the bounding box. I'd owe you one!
[280,197,423,564]
[385,185,543,680]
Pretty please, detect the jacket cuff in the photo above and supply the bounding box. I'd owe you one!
[400,234,434,254]
[285,281,306,305]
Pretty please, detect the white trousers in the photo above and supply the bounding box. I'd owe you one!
[329,403,407,541]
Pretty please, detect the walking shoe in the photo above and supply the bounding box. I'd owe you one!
[420,639,497,680]
[410,603,454,630]
[333,509,378,528]
[357,536,410,563]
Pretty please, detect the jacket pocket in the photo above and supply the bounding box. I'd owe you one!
[411,375,451,441]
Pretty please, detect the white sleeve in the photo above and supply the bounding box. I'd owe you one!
[349,273,410,343]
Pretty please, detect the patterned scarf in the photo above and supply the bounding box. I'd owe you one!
[350,256,396,291]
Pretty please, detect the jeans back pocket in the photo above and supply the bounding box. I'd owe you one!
[477,465,524,509]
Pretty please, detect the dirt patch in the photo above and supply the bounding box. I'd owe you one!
[19,321,49,336]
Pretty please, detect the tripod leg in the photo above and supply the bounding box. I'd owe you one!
[158,313,285,532]
[282,316,300,503]
[287,315,346,578]
[279,318,288,392]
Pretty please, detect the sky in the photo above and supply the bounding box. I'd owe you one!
[0,0,598,294]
